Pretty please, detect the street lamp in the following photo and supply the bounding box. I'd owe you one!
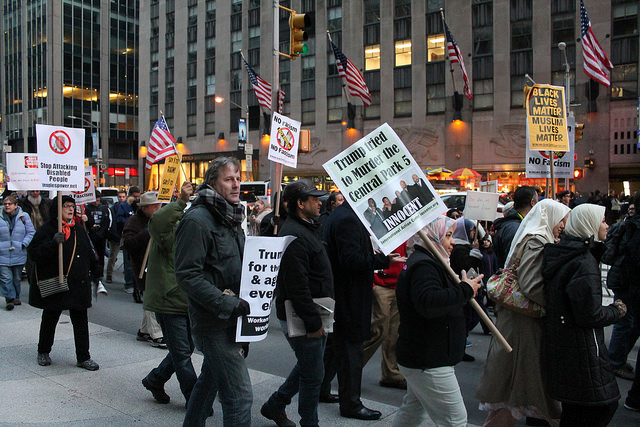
[68,115,102,184]
[214,96,253,180]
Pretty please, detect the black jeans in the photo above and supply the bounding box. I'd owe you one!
[560,402,617,427]
[38,309,90,363]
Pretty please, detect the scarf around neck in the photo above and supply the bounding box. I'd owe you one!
[197,185,245,226]
[62,217,76,240]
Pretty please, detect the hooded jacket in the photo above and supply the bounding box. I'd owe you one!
[542,235,621,405]
[0,206,35,266]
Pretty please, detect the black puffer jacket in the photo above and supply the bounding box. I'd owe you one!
[542,235,621,405]
[492,208,522,267]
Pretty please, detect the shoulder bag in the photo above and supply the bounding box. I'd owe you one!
[36,233,77,298]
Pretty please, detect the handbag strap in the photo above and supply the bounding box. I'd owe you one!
[66,231,77,276]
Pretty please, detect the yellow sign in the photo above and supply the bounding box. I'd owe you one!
[157,153,181,202]
[526,84,569,152]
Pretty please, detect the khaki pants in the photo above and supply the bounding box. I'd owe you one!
[106,240,120,278]
[362,285,403,382]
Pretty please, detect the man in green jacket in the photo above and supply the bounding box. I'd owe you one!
[141,181,197,406]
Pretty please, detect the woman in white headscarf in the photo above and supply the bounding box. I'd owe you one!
[477,199,571,427]
[393,216,483,427]
[542,204,626,426]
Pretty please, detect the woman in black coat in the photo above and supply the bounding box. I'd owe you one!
[542,203,627,426]
[28,196,100,370]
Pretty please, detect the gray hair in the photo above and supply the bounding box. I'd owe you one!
[203,157,240,187]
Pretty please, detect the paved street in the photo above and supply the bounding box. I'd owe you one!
[0,252,637,426]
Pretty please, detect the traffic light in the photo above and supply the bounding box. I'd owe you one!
[584,157,595,168]
[573,168,584,179]
[289,12,311,58]
[575,123,585,142]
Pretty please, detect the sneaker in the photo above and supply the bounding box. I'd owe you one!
[466,340,472,347]
[150,338,168,349]
[13,299,21,305]
[142,377,170,404]
[124,287,134,294]
[77,359,100,371]
[106,276,112,283]
[625,397,640,412]
[615,366,635,380]
[137,330,151,342]
[6,299,14,311]
[97,281,108,295]
[260,403,296,427]
[37,353,52,366]
[133,288,143,304]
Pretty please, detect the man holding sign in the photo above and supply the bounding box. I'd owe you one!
[260,181,334,427]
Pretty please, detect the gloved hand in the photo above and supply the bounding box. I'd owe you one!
[231,298,250,317]
[612,299,627,317]
[53,232,65,244]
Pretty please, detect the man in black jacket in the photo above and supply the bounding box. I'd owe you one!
[84,191,109,278]
[261,181,333,427]
[492,186,537,267]
[323,202,403,420]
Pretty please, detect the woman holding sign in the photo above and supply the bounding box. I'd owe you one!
[28,196,101,371]
[392,216,483,427]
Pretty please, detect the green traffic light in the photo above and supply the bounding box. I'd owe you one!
[301,44,308,55]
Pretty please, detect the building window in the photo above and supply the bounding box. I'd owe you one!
[427,35,445,62]
[302,99,315,125]
[394,67,412,117]
[327,96,342,123]
[473,0,493,110]
[365,44,381,70]
[427,62,446,113]
[364,70,381,119]
[610,0,638,99]
[395,40,412,67]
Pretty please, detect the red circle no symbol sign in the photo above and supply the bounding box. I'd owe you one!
[49,130,71,154]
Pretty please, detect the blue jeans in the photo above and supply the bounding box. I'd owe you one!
[183,328,252,427]
[0,265,23,301]
[264,320,326,427]
[608,290,640,368]
[145,313,197,402]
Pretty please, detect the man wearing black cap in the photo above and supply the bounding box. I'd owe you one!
[261,181,334,427]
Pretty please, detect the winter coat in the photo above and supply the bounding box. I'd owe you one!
[143,199,189,315]
[608,214,640,295]
[492,208,522,268]
[121,210,150,291]
[18,196,51,230]
[275,213,334,333]
[0,207,35,266]
[115,200,135,236]
[323,203,389,343]
[542,235,621,405]
[28,216,98,311]
[476,235,562,420]
[174,197,245,334]
[84,202,110,243]
[396,246,473,369]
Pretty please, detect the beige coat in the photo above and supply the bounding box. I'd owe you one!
[476,235,562,420]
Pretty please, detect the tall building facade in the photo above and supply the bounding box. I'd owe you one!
[138,0,639,195]
[1,0,140,187]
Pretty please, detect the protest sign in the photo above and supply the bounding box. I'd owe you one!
[268,112,300,168]
[463,191,501,221]
[236,235,296,342]
[479,180,498,193]
[526,84,569,152]
[6,153,40,191]
[323,123,447,255]
[36,124,85,191]
[526,115,575,179]
[63,166,96,205]
[157,153,182,202]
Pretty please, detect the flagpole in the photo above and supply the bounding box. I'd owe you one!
[327,31,353,105]
[440,9,458,94]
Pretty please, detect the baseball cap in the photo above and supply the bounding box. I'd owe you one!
[283,181,327,204]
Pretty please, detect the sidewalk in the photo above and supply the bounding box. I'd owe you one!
[0,302,477,426]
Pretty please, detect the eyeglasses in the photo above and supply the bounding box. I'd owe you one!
[63,204,76,209]
[3,203,15,207]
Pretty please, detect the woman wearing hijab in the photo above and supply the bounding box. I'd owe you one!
[477,199,571,426]
[28,196,100,370]
[392,216,483,427]
[542,204,626,426]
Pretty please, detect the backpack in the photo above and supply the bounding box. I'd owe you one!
[601,221,628,266]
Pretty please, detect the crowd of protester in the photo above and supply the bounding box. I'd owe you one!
[1,177,639,426]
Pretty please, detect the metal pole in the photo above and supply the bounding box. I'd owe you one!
[270,0,282,232]
[559,42,570,192]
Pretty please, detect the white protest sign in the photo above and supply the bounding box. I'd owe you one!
[63,166,96,205]
[462,191,501,221]
[236,235,296,342]
[479,180,498,193]
[268,112,300,168]
[6,153,40,191]
[525,115,575,179]
[323,123,447,255]
[36,124,85,191]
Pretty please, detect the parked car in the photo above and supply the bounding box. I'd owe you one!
[239,181,287,206]
[439,191,505,219]
[97,187,119,207]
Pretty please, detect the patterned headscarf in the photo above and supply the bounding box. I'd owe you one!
[412,216,457,261]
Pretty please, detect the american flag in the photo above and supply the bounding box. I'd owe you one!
[329,40,372,106]
[580,0,613,87]
[145,116,177,170]
[242,58,285,113]
[444,21,472,100]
